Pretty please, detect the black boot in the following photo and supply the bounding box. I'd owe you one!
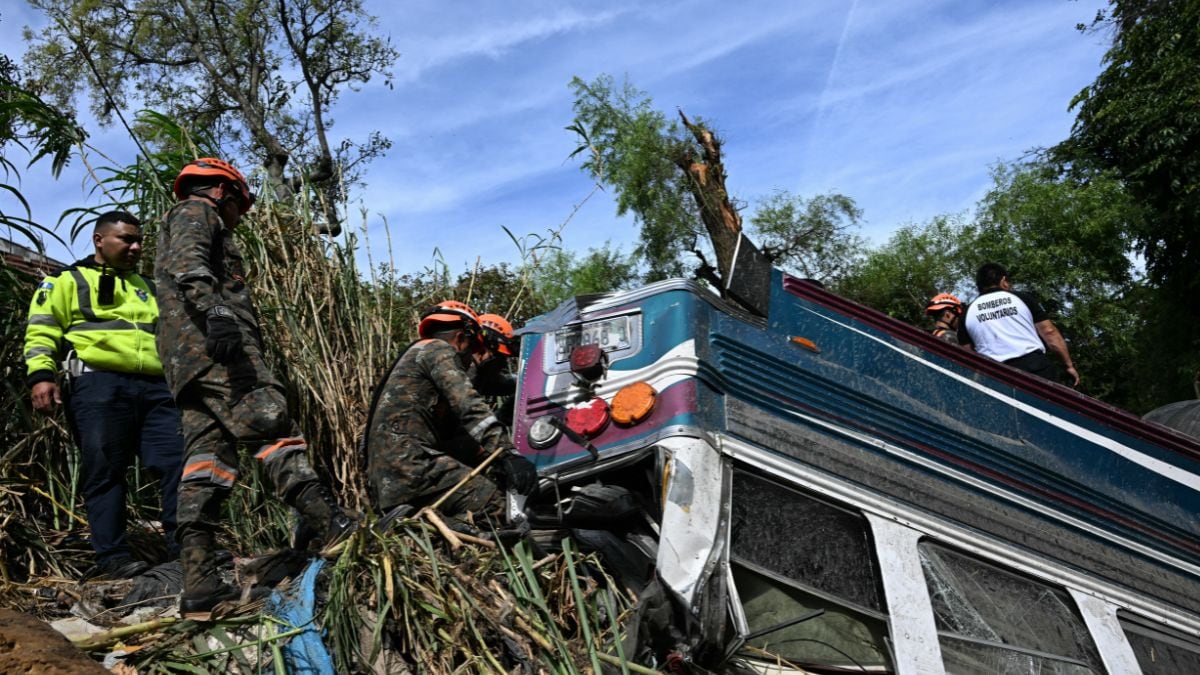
[290,483,359,557]
[178,530,239,621]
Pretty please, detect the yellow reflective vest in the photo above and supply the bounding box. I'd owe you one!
[24,258,164,385]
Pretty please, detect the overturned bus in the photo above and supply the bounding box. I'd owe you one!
[508,253,1200,674]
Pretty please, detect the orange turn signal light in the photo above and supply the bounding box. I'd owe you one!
[789,336,821,353]
[612,381,656,425]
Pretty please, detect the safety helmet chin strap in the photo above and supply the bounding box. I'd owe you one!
[935,313,959,330]
[188,183,240,219]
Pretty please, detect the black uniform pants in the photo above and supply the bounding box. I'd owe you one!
[68,370,184,564]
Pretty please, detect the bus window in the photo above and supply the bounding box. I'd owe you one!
[918,542,1104,674]
[729,470,893,671]
[1119,611,1200,675]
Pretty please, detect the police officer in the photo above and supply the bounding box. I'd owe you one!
[156,158,356,620]
[959,263,1079,386]
[24,211,183,579]
[364,301,536,528]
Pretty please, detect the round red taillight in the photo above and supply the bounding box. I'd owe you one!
[566,397,609,437]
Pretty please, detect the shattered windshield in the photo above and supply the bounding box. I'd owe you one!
[919,542,1104,674]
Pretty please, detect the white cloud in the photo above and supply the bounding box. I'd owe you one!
[384,6,628,84]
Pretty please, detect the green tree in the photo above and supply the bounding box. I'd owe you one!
[23,0,398,234]
[569,74,865,288]
[840,161,1160,409]
[968,161,1146,406]
[569,75,699,282]
[530,243,639,311]
[1056,0,1200,315]
[836,214,969,325]
[752,191,865,284]
[1052,0,1200,405]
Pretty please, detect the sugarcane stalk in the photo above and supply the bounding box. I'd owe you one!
[597,652,662,675]
[72,616,178,650]
[424,510,464,550]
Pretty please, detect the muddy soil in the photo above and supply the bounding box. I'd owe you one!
[0,608,106,674]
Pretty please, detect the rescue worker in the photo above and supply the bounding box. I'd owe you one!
[925,293,964,344]
[365,301,536,527]
[156,158,356,620]
[475,313,519,425]
[24,211,183,579]
[959,263,1080,387]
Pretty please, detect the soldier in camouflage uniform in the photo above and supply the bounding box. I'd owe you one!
[156,158,355,620]
[364,301,537,525]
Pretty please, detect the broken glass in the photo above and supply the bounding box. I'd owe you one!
[729,470,893,670]
[733,561,893,670]
[1120,611,1200,675]
[730,470,884,612]
[919,542,1104,675]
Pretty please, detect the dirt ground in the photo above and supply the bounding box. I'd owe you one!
[0,608,106,675]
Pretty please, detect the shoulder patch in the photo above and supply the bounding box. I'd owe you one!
[38,281,54,290]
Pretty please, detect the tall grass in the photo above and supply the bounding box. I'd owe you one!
[2,112,649,672]
[236,197,401,508]
[0,261,86,593]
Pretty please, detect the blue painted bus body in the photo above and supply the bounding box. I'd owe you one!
[511,269,1200,669]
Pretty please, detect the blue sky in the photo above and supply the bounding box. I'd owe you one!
[3,0,1109,276]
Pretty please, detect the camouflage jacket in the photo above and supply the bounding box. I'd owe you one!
[367,339,507,460]
[154,199,262,394]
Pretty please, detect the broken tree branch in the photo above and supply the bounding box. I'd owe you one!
[675,108,743,286]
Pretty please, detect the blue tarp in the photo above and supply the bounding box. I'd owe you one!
[266,559,334,675]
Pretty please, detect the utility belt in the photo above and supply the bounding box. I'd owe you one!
[61,351,96,381]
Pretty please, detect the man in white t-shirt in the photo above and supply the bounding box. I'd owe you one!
[958,263,1080,387]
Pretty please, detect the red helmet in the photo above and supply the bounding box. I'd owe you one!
[418,300,480,340]
[478,313,517,356]
[925,293,964,316]
[174,158,255,214]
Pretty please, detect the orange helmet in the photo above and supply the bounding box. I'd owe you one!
[174,158,255,214]
[478,313,517,356]
[925,292,964,316]
[418,300,480,340]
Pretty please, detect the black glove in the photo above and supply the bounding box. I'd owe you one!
[205,306,243,364]
[499,452,538,495]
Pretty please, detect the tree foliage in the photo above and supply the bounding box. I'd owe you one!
[530,243,639,311]
[969,162,1146,405]
[967,163,1140,312]
[1056,0,1200,312]
[839,160,1164,410]
[569,74,863,289]
[0,45,85,249]
[752,191,865,284]
[836,214,968,326]
[568,75,700,282]
[22,0,398,234]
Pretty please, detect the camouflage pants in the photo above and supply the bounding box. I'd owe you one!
[175,355,318,534]
[369,437,501,521]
